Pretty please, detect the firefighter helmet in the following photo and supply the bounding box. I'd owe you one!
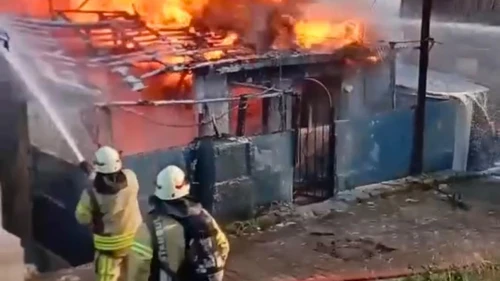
[93,146,122,174]
[155,165,190,200]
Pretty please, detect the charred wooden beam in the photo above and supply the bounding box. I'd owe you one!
[262,97,270,133]
[236,95,249,136]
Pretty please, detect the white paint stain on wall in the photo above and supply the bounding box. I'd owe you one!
[436,121,442,131]
[370,142,380,163]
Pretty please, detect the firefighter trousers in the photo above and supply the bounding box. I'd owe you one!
[95,251,127,281]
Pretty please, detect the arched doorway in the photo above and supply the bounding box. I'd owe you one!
[293,77,337,203]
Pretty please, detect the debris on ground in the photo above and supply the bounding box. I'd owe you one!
[225,201,298,236]
[223,186,500,281]
[389,263,500,281]
[426,183,470,211]
[314,237,398,262]
[31,176,500,281]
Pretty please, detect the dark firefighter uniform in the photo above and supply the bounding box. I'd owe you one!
[127,165,229,281]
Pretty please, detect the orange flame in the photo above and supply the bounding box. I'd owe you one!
[294,20,363,49]
[68,0,366,52]
[203,32,238,60]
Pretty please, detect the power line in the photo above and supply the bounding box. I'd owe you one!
[117,103,245,128]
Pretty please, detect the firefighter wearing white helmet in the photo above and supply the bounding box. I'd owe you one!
[75,146,142,281]
[127,165,230,281]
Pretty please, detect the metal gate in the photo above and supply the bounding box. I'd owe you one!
[292,78,336,203]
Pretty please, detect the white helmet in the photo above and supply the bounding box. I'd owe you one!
[154,165,190,201]
[93,146,122,174]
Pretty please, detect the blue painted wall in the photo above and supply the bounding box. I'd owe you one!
[336,99,457,190]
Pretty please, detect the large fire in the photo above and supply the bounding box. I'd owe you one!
[68,0,365,53]
[61,0,368,102]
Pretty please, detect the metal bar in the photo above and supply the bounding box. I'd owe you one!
[95,91,282,107]
[305,104,311,179]
[328,104,336,196]
[94,45,252,66]
[262,96,270,133]
[14,18,138,29]
[291,94,301,167]
[231,82,270,90]
[389,42,397,109]
[235,95,248,136]
[279,95,286,131]
[9,24,51,35]
[55,9,130,14]
[313,105,317,179]
[411,0,433,175]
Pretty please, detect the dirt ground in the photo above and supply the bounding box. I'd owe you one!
[32,180,500,281]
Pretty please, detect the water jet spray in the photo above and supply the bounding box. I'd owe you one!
[0,23,84,163]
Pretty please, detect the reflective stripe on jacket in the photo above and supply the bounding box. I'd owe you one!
[127,209,230,281]
[75,169,143,253]
[93,232,136,251]
[127,217,185,281]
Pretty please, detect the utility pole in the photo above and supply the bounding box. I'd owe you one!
[410,0,433,175]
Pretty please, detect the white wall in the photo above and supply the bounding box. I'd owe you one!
[0,185,25,281]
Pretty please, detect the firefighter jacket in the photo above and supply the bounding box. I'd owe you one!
[127,196,230,281]
[75,169,143,256]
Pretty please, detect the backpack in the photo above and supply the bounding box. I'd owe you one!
[148,211,224,281]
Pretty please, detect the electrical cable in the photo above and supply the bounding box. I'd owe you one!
[117,103,245,128]
[92,86,288,132]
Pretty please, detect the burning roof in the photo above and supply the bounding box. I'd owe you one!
[1,1,390,94]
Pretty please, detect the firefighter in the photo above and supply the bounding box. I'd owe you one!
[75,146,143,281]
[128,165,230,281]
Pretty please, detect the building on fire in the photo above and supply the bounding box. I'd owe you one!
[0,1,493,274]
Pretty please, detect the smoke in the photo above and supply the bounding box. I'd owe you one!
[194,0,403,51]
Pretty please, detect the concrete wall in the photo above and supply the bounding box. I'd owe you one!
[124,132,294,222]
[194,73,230,136]
[341,60,393,119]
[336,99,457,190]
[206,132,294,221]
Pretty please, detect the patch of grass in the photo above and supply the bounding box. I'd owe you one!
[397,264,500,281]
